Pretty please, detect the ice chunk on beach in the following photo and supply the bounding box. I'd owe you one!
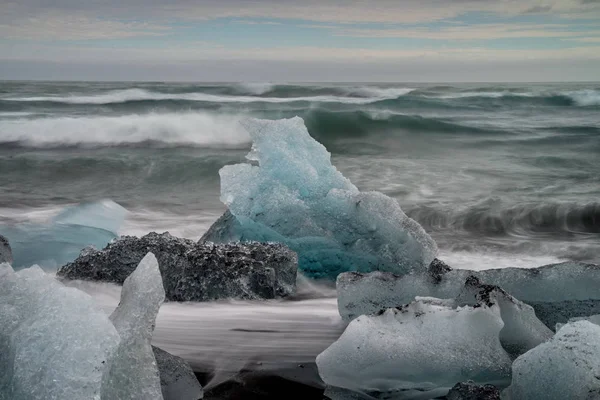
[504,321,600,400]
[101,253,165,400]
[555,313,600,331]
[457,276,552,357]
[0,252,169,400]
[204,117,437,279]
[153,346,203,400]
[0,263,119,400]
[0,200,126,270]
[337,261,600,328]
[316,298,512,397]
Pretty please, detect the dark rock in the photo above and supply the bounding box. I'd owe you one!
[445,381,500,400]
[57,232,298,301]
[0,235,12,264]
[153,346,203,400]
[428,258,452,283]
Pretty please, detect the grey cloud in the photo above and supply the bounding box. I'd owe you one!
[1,57,599,82]
[523,5,553,13]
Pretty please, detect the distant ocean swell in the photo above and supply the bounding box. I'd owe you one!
[3,109,599,149]
[1,87,599,107]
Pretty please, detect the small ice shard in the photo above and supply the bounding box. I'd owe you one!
[0,200,126,270]
[0,263,119,400]
[58,232,297,301]
[202,117,437,279]
[504,321,600,400]
[0,235,12,264]
[337,261,600,328]
[446,381,500,400]
[101,252,165,400]
[153,346,203,400]
[316,298,512,397]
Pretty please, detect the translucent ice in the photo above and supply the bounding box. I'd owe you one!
[457,276,552,357]
[0,263,119,400]
[204,117,437,279]
[153,346,203,400]
[101,252,165,400]
[504,321,600,400]
[337,261,600,328]
[0,200,127,270]
[316,298,512,397]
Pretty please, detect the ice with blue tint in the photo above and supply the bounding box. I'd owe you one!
[102,253,165,400]
[0,199,127,270]
[504,321,600,400]
[211,117,437,279]
[0,262,119,400]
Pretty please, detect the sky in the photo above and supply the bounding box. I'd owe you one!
[1,0,600,82]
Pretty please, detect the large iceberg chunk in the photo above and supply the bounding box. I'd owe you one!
[504,321,600,400]
[0,263,120,400]
[337,261,600,328]
[0,200,126,270]
[316,298,512,398]
[203,117,437,279]
[101,253,165,400]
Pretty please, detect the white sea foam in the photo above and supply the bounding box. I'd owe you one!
[567,89,600,106]
[4,88,410,105]
[0,112,251,147]
[342,86,415,98]
[233,82,275,95]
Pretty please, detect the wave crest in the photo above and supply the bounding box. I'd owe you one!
[0,112,251,148]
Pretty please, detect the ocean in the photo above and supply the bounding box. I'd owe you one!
[1,81,599,269]
[1,81,600,393]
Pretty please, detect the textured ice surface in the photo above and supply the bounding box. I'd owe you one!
[316,298,512,396]
[0,235,12,264]
[202,117,437,279]
[102,252,165,400]
[0,263,119,400]
[153,346,203,400]
[58,232,297,301]
[504,321,600,400]
[337,261,600,328]
[457,276,553,358]
[0,200,126,270]
[555,313,600,331]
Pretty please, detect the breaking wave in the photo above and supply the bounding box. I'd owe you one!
[408,200,600,237]
[0,112,251,148]
[0,110,510,149]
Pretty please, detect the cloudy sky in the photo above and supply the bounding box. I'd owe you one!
[1,0,599,81]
